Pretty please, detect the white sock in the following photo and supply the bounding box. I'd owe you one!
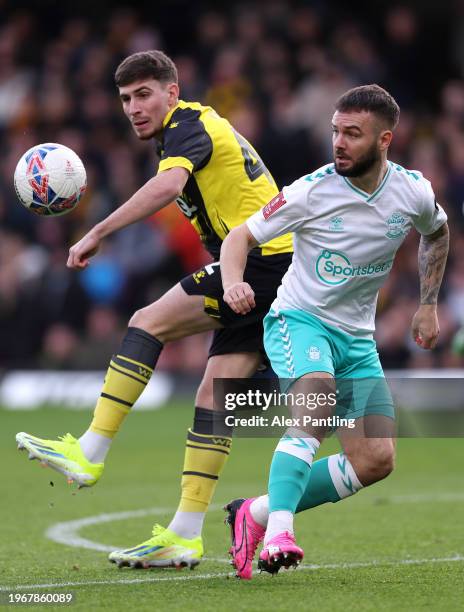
[275,429,320,467]
[167,511,205,539]
[78,430,112,463]
[264,510,294,545]
[250,495,269,527]
[328,453,363,498]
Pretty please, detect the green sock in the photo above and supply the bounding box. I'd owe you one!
[296,453,363,512]
[296,457,340,511]
[269,452,311,512]
[268,434,320,513]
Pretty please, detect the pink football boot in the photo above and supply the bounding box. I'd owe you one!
[258,531,304,575]
[224,498,265,580]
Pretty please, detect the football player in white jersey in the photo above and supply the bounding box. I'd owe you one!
[219,84,449,579]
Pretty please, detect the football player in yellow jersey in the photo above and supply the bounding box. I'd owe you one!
[16,50,292,569]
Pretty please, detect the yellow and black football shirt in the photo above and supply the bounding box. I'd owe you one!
[157,100,293,258]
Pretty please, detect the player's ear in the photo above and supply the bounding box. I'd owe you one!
[166,82,179,104]
[379,129,393,151]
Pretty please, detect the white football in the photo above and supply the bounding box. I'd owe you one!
[14,143,86,216]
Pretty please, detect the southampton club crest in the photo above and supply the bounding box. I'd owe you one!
[386,212,408,239]
[306,346,321,361]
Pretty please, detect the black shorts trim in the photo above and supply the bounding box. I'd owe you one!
[180,252,292,358]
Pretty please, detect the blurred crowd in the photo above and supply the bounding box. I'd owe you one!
[1,0,464,372]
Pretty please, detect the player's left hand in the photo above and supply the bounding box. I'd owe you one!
[411,305,440,349]
[223,282,256,315]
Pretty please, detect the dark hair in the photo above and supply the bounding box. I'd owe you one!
[335,84,400,130]
[115,50,178,87]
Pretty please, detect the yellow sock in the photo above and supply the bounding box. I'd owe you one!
[179,429,232,512]
[88,327,163,438]
[90,355,152,438]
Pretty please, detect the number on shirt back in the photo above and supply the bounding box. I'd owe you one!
[233,130,273,184]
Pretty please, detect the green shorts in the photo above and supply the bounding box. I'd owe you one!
[263,309,394,420]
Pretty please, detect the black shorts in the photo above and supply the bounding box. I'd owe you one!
[181,251,292,357]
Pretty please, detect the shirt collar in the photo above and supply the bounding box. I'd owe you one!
[162,102,180,128]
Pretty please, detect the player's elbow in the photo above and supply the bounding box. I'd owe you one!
[167,178,186,200]
[155,168,189,201]
[228,224,258,251]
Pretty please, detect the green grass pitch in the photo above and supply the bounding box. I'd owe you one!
[1,404,463,611]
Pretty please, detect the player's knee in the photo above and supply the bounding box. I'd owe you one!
[367,443,395,481]
[375,445,395,479]
[349,441,395,485]
[129,306,171,343]
[195,374,214,408]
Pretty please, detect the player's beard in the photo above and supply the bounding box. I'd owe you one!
[334,142,381,177]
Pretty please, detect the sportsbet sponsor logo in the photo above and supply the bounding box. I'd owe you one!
[316,249,393,285]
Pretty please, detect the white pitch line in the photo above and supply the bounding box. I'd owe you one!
[300,554,464,571]
[45,504,225,560]
[1,555,463,592]
[45,493,464,555]
[46,506,179,553]
[382,492,464,503]
[0,572,231,591]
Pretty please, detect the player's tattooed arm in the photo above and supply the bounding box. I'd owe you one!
[411,222,449,349]
[418,222,449,305]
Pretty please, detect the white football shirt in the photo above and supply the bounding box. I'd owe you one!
[246,161,447,337]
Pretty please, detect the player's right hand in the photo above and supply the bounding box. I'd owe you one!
[411,305,440,350]
[67,231,100,269]
[223,282,256,315]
